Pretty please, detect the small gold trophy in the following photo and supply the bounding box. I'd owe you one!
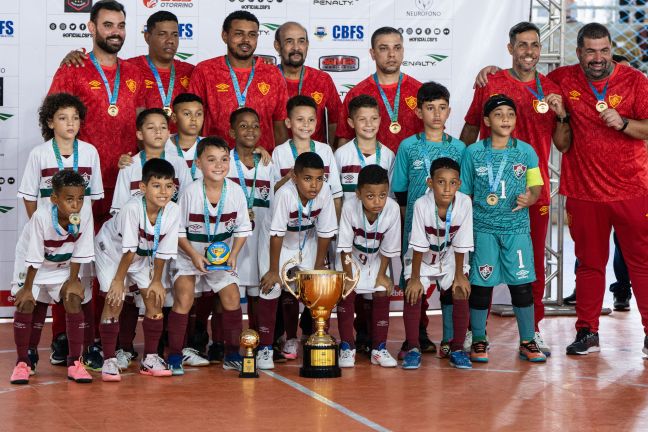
[280,255,359,378]
[239,329,260,378]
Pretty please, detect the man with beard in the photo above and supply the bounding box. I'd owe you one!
[335,27,422,153]
[273,22,341,145]
[189,11,288,151]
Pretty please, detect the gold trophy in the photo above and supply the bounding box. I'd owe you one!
[239,329,260,378]
[280,255,359,378]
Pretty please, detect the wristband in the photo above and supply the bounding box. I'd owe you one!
[556,113,570,124]
[619,117,629,132]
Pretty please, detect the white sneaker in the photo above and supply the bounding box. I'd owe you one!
[115,349,133,370]
[182,348,210,367]
[101,357,121,382]
[282,338,299,360]
[339,343,356,368]
[371,343,397,368]
[140,354,172,377]
[534,331,551,356]
[256,346,275,370]
[463,330,473,352]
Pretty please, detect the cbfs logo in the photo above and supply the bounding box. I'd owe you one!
[178,23,193,38]
[0,21,14,38]
[332,25,363,42]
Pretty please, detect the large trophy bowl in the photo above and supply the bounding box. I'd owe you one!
[281,255,359,378]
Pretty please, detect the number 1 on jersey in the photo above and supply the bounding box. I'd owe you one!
[500,180,506,199]
[517,249,525,269]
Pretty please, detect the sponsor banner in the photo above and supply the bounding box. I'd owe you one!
[308,48,368,80]
[0,169,18,200]
[64,0,93,13]
[224,0,289,17]
[0,199,18,231]
[400,50,452,82]
[395,21,452,49]
[309,20,368,49]
[0,110,18,139]
[137,16,197,48]
[138,0,199,16]
[395,0,452,20]
[309,0,367,19]
[47,15,92,45]
[0,16,17,44]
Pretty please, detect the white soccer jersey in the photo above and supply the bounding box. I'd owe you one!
[336,196,400,293]
[164,135,203,180]
[227,149,275,286]
[17,139,104,207]
[334,141,395,201]
[111,150,193,214]
[271,139,343,199]
[95,196,180,289]
[12,200,94,286]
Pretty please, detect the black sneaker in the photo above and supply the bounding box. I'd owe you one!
[273,343,287,363]
[566,328,600,355]
[354,336,372,358]
[610,283,632,311]
[563,290,577,306]
[50,332,68,366]
[419,329,437,354]
[188,321,209,356]
[207,341,225,364]
[27,348,39,375]
[82,343,104,370]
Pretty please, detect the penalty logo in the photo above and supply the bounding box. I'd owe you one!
[479,264,493,280]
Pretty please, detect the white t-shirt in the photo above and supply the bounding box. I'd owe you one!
[334,140,395,201]
[164,135,203,180]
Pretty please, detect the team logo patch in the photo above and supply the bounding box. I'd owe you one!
[344,174,354,182]
[89,80,101,90]
[216,83,230,92]
[259,185,270,200]
[188,223,202,233]
[569,90,580,100]
[145,79,154,89]
[476,166,488,176]
[311,91,324,105]
[180,76,190,89]
[412,159,424,170]
[516,269,530,279]
[539,205,549,216]
[258,82,270,96]
[512,163,527,179]
[126,79,137,93]
[532,99,543,113]
[405,96,417,110]
[609,94,622,108]
[225,218,237,233]
[479,264,493,280]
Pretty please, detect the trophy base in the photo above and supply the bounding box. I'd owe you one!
[239,355,258,378]
[299,344,341,378]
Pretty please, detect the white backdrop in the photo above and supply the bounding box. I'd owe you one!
[0,0,529,316]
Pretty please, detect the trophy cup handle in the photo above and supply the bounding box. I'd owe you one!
[280,255,301,300]
[341,255,361,299]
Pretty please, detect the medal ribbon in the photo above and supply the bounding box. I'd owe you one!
[146,55,175,109]
[203,180,228,243]
[279,64,305,95]
[233,149,260,210]
[362,210,381,256]
[289,140,316,160]
[142,197,163,274]
[225,56,256,108]
[173,135,199,180]
[485,138,510,196]
[372,72,402,123]
[52,138,79,172]
[353,138,381,168]
[588,79,610,104]
[525,71,545,101]
[139,150,166,167]
[420,133,450,176]
[51,205,77,237]
[297,197,313,252]
[434,200,453,256]
[89,52,120,108]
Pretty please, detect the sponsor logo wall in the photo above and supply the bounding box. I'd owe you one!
[0,0,527,316]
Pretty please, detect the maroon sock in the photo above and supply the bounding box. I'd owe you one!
[450,299,470,352]
[28,302,48,349]
[211,309,224,343]
[81,301,94,349]
[195,295,212,331]
[142,317,163,356]
[66,312,85,365]
[363,297,373,339]
[14,311,32,364]
[185,305,197,345]
[167,311,189,356]
[51,302,66,341]
[257,298,279,346]
[118,300,138,352]
[222,308,243,355]
[337,292,356,347]
[371,296,390,349]
[353,295,367,335]
[247,296,258,331]
[282,292,299,339]
[99,321,119,359]
[419,294,430,331]
[403,298,421,349]
[92,280,104,340]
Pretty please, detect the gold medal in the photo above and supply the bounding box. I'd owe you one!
[389,121,401,134]
[69,213,81,225]
[486,193,499,206]
[163,106,172,117]
[596,101,608,112]
[107,104,119,117]
[536,101,549,114]
[248,209,255,221]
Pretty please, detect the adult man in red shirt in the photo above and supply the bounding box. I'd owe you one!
[273,22,341,145]
[461,22,570,356]
[335,27,422,153]
[189,11,288,151]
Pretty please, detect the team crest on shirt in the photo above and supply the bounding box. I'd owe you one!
[258,82,270,96]
[344,174,354,183]
[145,79,154,89]
[188,223,202,233]
[512,163,527,179]
[405,96,417,110]
[126,79,137,93]
[259,185,270,200]
[569,90,580,101]
[479,264,493,280]
[180,76,190,89]
[609,94,622,108]
[311,91,324,105]
[89,80,102,90]
[216,83,230,92]
[225,218,237,233]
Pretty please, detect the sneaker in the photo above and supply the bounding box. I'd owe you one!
[168,353,184,376]
[338,342,356,368]
[256,345,275,370]
[282,338,299,360]
[371,343,397,367]
[50,332,68,366]
[463,330,473,352]
[566,328,600,355]
[115,349,133,370]
[140,354,172,377]
[534,331,552,357]
[182,348,209,367]
[402,348,422,370]
[355,333,371,358]
[419,332,437,354]
[563,290,577,306]
[27,348,38,376]
[223,352,244,371]
[273,343,287,363]
[438,341,451,359]
[470,341,489,363]
[82,344,103,371]
[10,362,30,385]
[397,341,408,361]
[449,350,472,369]
[519,340,547,363]
[611,284,632,311]
[67,360,93,383]
[207,342,224,364]
[101,357,121,382]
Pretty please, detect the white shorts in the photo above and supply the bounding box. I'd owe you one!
[403,248,470,291]
[335,253,392,295]
[11,277,93,305]
[258,264,302,301]
[239,285,260,297]
[173,255,240,294]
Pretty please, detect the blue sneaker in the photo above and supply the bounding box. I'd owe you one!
[402,348,421,370]
[168,353,184,376]
[449,350,472,369]
[223,352,243,371]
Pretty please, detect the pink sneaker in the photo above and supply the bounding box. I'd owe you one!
[67,360,93,383]
[10,362,30,385]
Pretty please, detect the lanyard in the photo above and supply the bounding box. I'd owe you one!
[146,55,175,109]
[289,139,315,160]
[362,210,381,255]
[297,197,313,252]
[142,197,163,274]
[588,79,610,103]
[89,52,120,107]
[279,64,305,95]
[173,135,199,180]
[372,72,402,122]
[225,56,256,108]
[525,71,545,101]
[203,180,227,243]
[434,200,453,255]
[485,138,511,195]
[139,150,166,167]
[52,138,79,172]
[233,149,259,210]
[51,205,77,237]
[353,139,381,168]
[419,133,450,175]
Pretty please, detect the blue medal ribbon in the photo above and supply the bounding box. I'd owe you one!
[51,205,78,237]
[372,72,402,123]
[52,138,79,172]
[173,135,199,180]
[142,197,163,276]
[588,79,610,104]
[203,180,227,244]
[289,140,316,160]
[139,150,166,167]
[485,137,510,196]
[233,149,259,210]
[525,71,545,101]
[353,138,381,168]
[297,197,313,253]
[89,52,120,108]
[278,64,305,95]
[434,200,453,254]
[146,55,175,110]
[419,133,450,176]
[225,56,256,108]
[361,210,381,257]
